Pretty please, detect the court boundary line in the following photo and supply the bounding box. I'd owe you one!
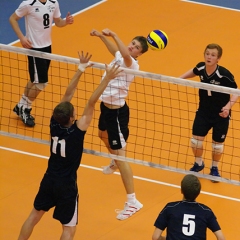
[180,0,240,12]
[1,145,240,203]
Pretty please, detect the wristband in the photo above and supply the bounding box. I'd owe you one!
[78,63,88,72]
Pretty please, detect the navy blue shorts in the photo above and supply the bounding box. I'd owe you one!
[98,102,129,150]
[34,174,78,225]
[192,110,230,143]
[28,45,51,84]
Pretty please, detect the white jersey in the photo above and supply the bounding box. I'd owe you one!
[15,0,61,48]
[100,51,139,106]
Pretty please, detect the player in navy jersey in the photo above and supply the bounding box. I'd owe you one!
[90,28,148,220]
[152,174,225,240]
[9,0,74,127]
[17,52,122,240]
[179,44,238,181]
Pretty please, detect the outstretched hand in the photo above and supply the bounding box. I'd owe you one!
[102,28,116,37]
[77,51,93,72]
[90,29,102,37]
[104,63,123,81]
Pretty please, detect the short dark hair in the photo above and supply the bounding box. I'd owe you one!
[181,174,201,201]
[204,43,223,58]
[133,36,149,54]
[53,101,74,126]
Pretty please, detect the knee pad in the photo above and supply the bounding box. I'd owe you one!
[190,138,203,149]
[35,82,48,90]
[212,143,224,154]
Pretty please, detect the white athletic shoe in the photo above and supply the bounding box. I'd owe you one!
[116,200,143,220]
[102,159,118,174]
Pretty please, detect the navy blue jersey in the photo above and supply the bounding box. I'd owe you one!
[154,200,221,240]
[46,116,86,181]
[193,62,237,116]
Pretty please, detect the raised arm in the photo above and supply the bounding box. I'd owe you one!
[90,29,118,56]
[102,28,133,67]
[61,51,92,103]
[179,69,196,79]
[77,63,123,131]
[9,12,32,48]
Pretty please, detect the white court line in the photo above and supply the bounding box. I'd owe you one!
[180,0,240,12]
[1,146,240,203]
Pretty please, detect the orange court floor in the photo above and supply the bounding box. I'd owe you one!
[1,0,240,239]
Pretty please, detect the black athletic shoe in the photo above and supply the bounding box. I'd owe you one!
[20,108,35,127]
[14,104,35,120]
[190,162,205,172]
[13,104,21,116]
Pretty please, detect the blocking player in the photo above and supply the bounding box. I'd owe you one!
[17,52,122,240]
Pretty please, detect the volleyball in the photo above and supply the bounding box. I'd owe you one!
[147,30,168,51]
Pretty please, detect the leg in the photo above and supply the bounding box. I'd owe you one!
[24,81,42,102]
[99,129,134,193]
[190,135,205,172]
[60,226,76,240]
[17,208,45,240]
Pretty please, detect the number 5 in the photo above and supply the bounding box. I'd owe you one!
[182,214,195,236]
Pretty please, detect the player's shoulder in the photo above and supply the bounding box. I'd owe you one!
[165,200,182,208]
[217,65,233,76]
[195,62,205,68]
[196,202,213,212]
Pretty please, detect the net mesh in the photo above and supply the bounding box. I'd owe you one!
[1,43,240,185]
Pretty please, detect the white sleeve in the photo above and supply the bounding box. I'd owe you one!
[53,1,61,18]
[15,1,29,18]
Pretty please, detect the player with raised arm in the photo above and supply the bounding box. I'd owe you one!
[179,43,238,181]
[152,174,225,240]
[17,52,122,240]
[90,28,148,220]
[9,0,74,127]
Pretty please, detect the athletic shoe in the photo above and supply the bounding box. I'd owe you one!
[13,104,35,120]
[116,200,143,220]
[210,166,220,183]
[102,159,118,174]
[13,104,21,116]
[190,162,205,172]
[21,108,35,127]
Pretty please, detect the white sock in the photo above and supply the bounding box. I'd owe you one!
[195,157,203,165]
[127,193,136,204]
[212,161,218,167]
[18,94,27,108]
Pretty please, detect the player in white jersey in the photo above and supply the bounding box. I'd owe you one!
[90,28,148,220]
[9,0,74,127]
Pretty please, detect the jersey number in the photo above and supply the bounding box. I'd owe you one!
[182,214,195,236]
[43,14,50,29]
[52,136,66,157]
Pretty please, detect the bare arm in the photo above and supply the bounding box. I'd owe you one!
[102,28,132,67]
[54,12,73,27]
[77,63,123,131]
[179,69,196,79]
[9,12,32,48]
[214,230,225,240]
[220,94,239,118]
[90,29,118,56]
[61,51,92,103]
[152,228,163,240]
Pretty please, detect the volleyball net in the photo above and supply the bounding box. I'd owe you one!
[1,43,240,185]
